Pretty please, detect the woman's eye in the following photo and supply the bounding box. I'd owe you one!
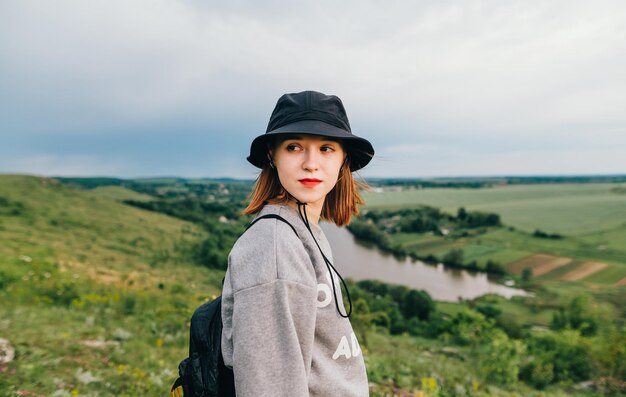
[286,144,300,152]
[321,146,335,153]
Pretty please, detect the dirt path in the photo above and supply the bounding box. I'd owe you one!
[560,261,608,281]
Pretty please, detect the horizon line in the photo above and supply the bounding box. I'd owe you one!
[3,172,626,181]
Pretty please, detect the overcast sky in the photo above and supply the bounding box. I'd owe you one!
[1,0,625,179]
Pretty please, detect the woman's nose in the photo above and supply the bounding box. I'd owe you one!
[302,149,319,171]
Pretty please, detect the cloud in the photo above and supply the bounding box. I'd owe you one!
[0,0,625,176]
[366,144,626,178]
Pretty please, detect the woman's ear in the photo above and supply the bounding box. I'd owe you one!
[267,150,275,169]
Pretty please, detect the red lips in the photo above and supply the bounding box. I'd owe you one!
[299,178,322,187]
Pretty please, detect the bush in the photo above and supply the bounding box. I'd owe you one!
[442,249,464,267]
[522,331,593,385]
[348,221,391,247]
[0,269,16,290]
[522,267,533,282]
[463,211,501,228]
[590,324,626,382]
[446,309,495,345]
[0,196,26,216]
[400,289,434,321]
[523,361,554,390]
[191,235,229,269]
[120,293,137,315]
[354,280,435,335]
[485,259,506,275]
[477,329,526,385]
[533,229,563,239]
[36,281,81,307]
[551,295,598,336]
[369,295,405,334]
[475,304,501,319]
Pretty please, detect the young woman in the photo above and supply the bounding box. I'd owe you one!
[221,90,375,396]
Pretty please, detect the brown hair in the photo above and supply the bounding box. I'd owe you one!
[243,152,367,226]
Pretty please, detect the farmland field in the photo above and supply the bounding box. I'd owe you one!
[363,183,626,235]
[362,183,626,286]
[560,261,608,281]
[508,254,572,277]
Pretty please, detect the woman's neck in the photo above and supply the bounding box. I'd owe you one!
[286,199,323,225]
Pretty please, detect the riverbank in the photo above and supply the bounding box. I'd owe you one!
[322,222,528,301]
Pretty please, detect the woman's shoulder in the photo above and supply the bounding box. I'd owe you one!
[228,207,315,291]
[232,212,300,256]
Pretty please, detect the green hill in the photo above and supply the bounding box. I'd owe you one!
[0,175,224,395]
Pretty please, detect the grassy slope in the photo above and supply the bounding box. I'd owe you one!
[0,175,217,287]
[0,175,224,396]
[86,185,155,202]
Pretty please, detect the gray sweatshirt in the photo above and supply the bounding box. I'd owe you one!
[221,204,369,396]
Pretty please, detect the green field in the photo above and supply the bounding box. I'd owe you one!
[364,183,626,235]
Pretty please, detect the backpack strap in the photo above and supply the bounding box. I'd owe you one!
[220,214,298,286]
[245,214,299,238]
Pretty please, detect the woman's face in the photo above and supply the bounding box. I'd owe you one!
[271,134,345,207]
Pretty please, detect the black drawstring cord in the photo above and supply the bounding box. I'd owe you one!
[296,201,352,318]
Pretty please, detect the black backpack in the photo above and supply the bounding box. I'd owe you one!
[171,214,298,397]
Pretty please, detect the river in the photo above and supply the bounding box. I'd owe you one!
[320,223,529,302]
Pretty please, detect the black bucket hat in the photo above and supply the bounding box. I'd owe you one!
[247,90,375,171]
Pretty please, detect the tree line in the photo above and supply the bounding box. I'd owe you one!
[347,206,506,275]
